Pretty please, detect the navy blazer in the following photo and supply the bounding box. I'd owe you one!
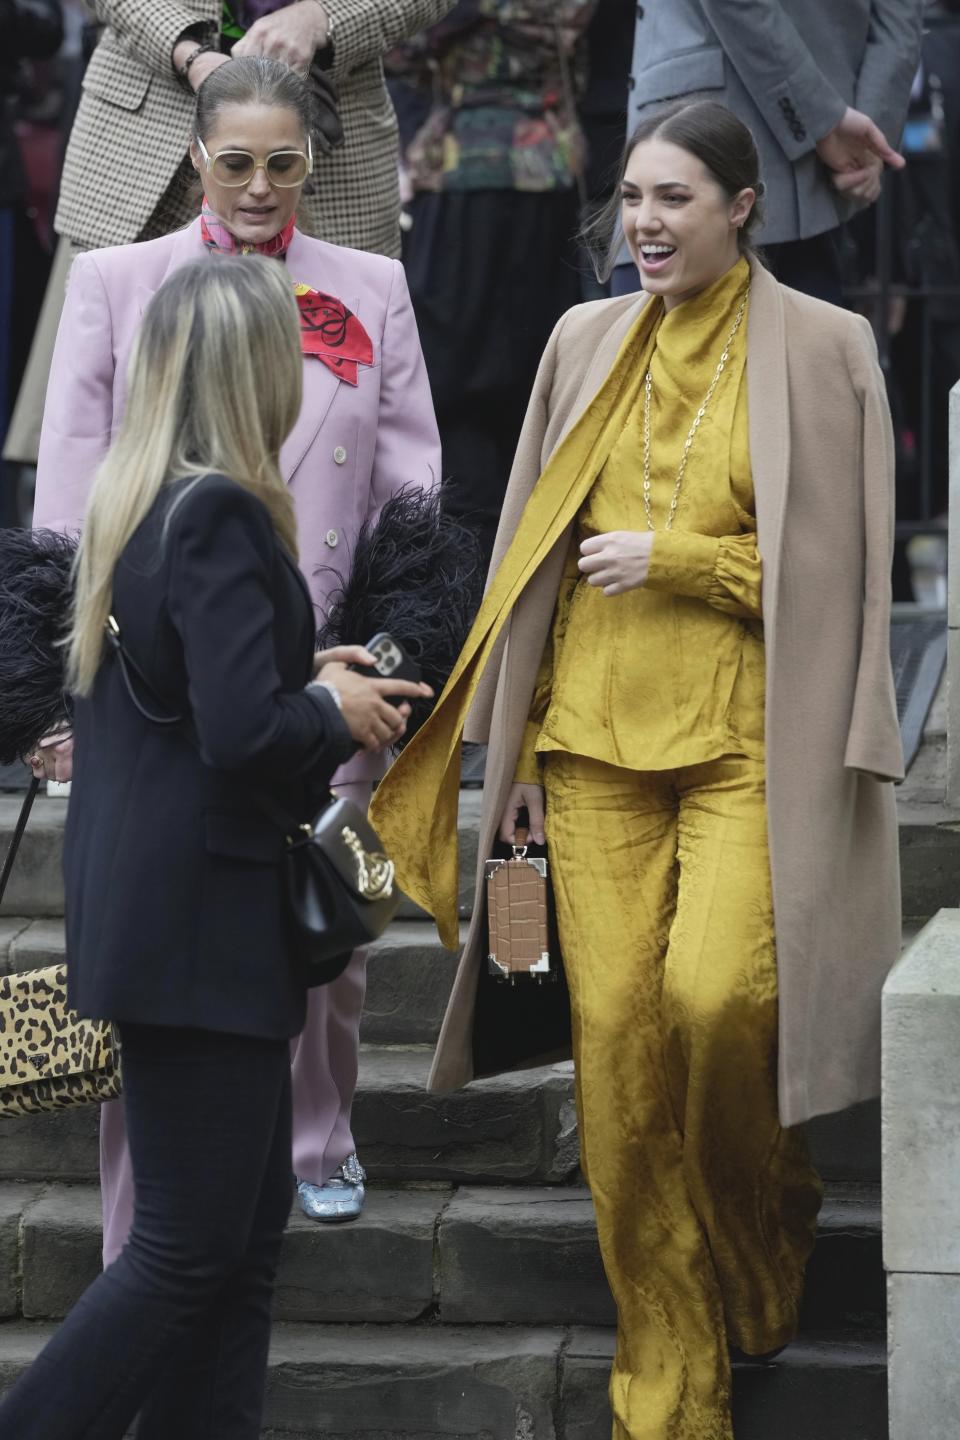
[64,473,354,1039]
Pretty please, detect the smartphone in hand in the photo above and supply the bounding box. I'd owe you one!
[349,633,422,703]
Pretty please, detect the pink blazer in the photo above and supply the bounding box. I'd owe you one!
[34,218,442,782]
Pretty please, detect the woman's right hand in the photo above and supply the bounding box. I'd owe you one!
[24,730,74,784]
[498,781,546,847]
[318,662,432,753]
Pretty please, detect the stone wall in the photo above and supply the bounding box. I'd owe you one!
[883,908,960,1438]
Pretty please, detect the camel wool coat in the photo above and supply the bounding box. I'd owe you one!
[428,257,903,1129]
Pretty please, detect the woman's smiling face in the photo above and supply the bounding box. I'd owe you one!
[190,102,308,246]
[621,137,755,309]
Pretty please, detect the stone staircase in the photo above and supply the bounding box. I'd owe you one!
[0,770,955,1439]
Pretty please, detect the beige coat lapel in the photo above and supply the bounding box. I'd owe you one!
[465,294,649,746]
[552,294,651,452]
[503,294,650,692]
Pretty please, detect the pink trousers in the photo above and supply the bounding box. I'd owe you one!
[99,779,370,1266]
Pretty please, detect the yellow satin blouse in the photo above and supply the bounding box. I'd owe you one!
[517,257,765,780]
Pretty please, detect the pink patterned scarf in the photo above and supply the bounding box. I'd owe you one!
[200,197,296,257]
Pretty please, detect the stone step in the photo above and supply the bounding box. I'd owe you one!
[432,1181,883,1336]
[561,1329,887,1440]
[0,788,954,923]
[0,797,68,919]
[0,1178,882,1335]
[1,1181,447,1327]
[0,1320,888,1438]
[0,917,65,975]
[0,1047,880,1187]
[0,918,463,1048]
[0,916,918,1139]
[0,1047,580,1187]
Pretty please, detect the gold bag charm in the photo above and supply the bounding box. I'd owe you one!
[341,825,395,901]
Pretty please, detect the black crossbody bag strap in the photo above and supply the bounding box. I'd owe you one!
[104,617,185,728]
[104,615,318,838]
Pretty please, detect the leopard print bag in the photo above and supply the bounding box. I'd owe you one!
[0,964,121,1118]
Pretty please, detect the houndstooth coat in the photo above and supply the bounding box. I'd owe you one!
[55,0,455,257]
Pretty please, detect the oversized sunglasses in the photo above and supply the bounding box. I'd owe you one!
[196,135,314,188]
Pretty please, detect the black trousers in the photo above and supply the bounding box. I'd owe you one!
[0,1023,293,1439]
[404,188,582,568]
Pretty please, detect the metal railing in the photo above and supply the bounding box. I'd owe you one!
[844,180,957,534]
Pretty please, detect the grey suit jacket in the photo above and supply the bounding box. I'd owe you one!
[626,0,923,244]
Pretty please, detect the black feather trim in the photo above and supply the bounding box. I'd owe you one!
[0,490,484,766]
[0,528,76,764]
[316,487,484,748]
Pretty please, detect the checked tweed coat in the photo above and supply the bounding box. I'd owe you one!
[56,0,455,256]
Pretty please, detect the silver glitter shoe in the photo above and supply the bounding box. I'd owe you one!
[297,1153,366,1222]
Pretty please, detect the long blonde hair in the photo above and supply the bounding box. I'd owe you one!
[68,255,302,695]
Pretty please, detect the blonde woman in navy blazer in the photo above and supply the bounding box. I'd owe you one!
[2,255,431,1440]
[31,57,441,1242]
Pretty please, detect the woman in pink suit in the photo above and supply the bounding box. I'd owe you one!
[32,55,441,1251]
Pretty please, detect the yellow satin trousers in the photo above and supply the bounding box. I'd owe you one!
[543,751,823,1440]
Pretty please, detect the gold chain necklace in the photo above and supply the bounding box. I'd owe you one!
[642,286,750,532]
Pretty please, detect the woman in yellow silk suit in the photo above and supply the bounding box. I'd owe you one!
[371,100,903,1440]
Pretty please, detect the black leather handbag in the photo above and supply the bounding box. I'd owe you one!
[106,618,399,985]
[254,786,400,982]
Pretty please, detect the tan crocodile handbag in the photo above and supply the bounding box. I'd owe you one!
[485,828,556,984]
[0,779,122,1118]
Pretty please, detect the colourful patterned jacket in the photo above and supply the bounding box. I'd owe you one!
[387,0,597,193]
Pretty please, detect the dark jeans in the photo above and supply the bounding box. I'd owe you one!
[0,1023,293,1439]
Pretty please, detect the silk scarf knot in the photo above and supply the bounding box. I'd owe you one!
[200,198,295,258]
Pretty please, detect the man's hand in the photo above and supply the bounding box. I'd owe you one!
[171,39,231,92]
[816,106,905,203]
[231,0,329,73]
[578,531,655,596]
[831,152,884,204]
